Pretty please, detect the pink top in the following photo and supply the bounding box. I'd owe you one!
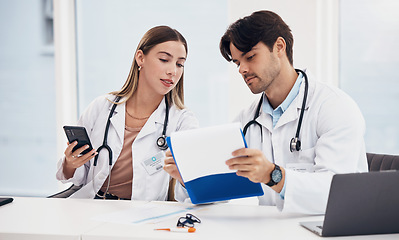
[100,125,141,199]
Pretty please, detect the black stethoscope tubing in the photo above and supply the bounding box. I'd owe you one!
[156,97,169,151]
[243,69,309,152]
[93,96,169,167]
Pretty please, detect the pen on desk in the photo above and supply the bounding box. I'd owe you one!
[155,227,196,233]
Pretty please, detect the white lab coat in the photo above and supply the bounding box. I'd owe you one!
[56,94,198,201]
[236,70,368,214]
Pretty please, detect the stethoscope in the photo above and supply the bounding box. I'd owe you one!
[243,69,309,152]
[93,95,169,198]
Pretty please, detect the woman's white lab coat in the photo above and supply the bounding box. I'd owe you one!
[56,94,198,201]
[236,70,368,214]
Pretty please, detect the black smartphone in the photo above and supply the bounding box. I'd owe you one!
[63,126,94,155]
[0,197,13,207]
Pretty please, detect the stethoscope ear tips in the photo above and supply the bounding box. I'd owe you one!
[290,137,301,152]
[157,136,168,150]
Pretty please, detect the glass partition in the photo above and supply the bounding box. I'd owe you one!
[340,0,399,154]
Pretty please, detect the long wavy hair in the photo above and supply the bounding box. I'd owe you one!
[110,26,188,109]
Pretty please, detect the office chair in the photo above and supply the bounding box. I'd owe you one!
[366,152,399,171]
[47,184,82,198]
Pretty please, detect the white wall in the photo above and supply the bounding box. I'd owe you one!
[0,0,58,196]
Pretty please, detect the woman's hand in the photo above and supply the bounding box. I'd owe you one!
[163,150,184,186]
[63,141,97,179]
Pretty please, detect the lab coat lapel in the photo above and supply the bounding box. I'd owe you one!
[109,101,125,144]
[274,96,301,129]
[274,71,314,129]
[256,107,273,133]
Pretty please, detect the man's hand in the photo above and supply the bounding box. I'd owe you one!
[225,148,285,193]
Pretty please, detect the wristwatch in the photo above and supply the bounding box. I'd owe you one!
[266,164,282,187]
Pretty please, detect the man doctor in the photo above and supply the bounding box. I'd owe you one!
[220,10,368,214]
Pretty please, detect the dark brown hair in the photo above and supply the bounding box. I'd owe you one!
[220,10,293,65]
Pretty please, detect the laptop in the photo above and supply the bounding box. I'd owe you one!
[300,171,399,237]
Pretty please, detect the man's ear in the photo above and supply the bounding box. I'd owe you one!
[135,50,145,66]
[274,37,286,57]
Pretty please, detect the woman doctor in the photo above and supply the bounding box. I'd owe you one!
[56,26,198,201]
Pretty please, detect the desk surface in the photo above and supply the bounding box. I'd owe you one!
[0,197,398,240]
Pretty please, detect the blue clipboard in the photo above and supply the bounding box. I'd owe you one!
[166,129,263,204]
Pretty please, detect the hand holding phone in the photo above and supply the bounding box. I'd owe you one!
[63,126,94,155]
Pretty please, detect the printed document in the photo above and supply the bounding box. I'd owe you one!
[169,122,246,182]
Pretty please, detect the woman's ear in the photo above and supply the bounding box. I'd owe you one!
[135,50,145,67]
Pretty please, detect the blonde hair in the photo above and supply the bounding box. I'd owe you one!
[110,26,187,109]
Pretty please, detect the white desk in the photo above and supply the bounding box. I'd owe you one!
[0,197,398,240]
[0,197,144,240]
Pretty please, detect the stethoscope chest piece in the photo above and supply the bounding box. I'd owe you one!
[290,137,301,152]
[157,135,168,150]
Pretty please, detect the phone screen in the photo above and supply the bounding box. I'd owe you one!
[63,126,94,155]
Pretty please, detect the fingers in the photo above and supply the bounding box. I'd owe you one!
[74,144,91,157]
[163,155,184,185]
[164,150,176,165]
[226,155,255,167]
[163,164,181,179]
[235,170,263,183]
[231,147,259,157]
[228,160,255,171]
[65,141,78,157]
[65,141,88,158]
[64,141,97,169]
[225,147,273,183]
[67,150,97,169]
[65,141,90,159]
[226,148,263,166]
[163,158,178,175]
[165,150,173,157]
[164,156,175,165]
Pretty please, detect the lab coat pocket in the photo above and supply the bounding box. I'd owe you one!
[286,147,316,173]
[298,147,315,163]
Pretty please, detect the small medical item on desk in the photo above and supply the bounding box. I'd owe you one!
[166,122,264,204]
[177,213,201,228]
[155,227,196,233]
[155,213,200,233]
